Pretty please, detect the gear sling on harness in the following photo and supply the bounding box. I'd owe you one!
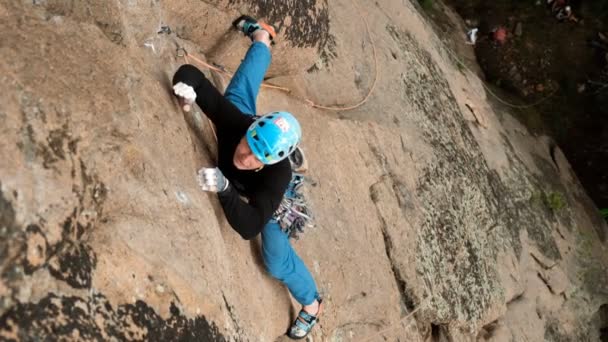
[272,172,314,239]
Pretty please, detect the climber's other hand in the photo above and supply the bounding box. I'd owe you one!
[197,167,229,193]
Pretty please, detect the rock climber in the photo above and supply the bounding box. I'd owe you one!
[555,5,577,22]
[466,27,479,45]
[171,15,323,339]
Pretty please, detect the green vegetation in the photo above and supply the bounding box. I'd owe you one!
[530,190,567,212]
[601,208,608,220]
[446,52,467,75]
[418,0,434,11]
[545,191,566,211]
[456,60,467,75]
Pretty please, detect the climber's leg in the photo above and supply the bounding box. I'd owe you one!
[262,221,319,305]
[224,17,274,115]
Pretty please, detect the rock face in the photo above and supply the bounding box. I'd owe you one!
[1,1,607,341]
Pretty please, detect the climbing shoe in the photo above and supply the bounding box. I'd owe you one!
[287,298,323,339]
[232,15,276,41]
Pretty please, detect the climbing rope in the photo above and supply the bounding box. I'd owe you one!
[178,0,378,112]
[180,21,552,114]
[171,0,561,114]
[305,0,379,111]
[439,39,558,109]
[180,49,291,92]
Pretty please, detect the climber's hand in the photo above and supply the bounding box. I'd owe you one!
[197,167,229,193]
[173,82,196,112]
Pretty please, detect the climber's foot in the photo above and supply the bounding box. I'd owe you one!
[232,15,276,42]
[303,300,321,318]
[287,298,323,340]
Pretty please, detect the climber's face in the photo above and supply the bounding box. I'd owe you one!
[233,136,264,170]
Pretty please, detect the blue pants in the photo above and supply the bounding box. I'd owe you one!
[225,42,319,306]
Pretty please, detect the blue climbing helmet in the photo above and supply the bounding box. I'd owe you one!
[246,111,302,165]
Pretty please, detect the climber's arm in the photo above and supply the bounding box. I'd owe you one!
[218,170,291,240]
[173,64,249,127]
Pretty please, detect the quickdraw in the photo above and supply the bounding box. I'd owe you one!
[273,173,314,239]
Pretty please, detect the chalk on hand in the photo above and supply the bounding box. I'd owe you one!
[183,104,191,112]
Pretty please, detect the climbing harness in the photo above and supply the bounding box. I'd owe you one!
[273,173,314,240]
